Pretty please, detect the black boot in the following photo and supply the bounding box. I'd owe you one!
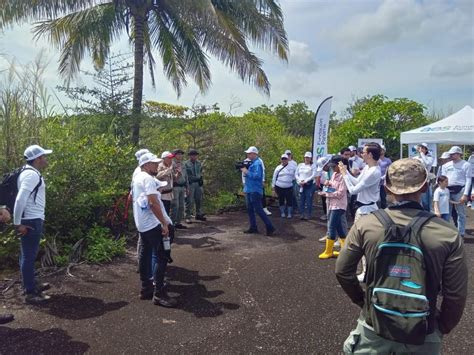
[140,282,154,300]
[0,314,14,324]
[195,214,207,221]
[153,287,178,308]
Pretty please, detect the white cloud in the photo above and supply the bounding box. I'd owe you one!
[430,59,474,78]
[288,40,318,73]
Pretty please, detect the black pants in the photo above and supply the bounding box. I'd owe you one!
[379,186,387,209]
[275,186,293,207]
[162,199,171,215]
[319,184,327,215]
[139,225,168,289]
[262,187,267,208]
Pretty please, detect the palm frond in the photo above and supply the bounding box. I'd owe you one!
[0,0,106,28]
[33,3,125,82]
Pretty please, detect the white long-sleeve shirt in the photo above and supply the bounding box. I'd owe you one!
[413,152,434,172]
[295,163,316,184]
[468,154,474,178]
[272,164,296,188]
[14,166,45,225]
[343,165,381,215]
[441,159,472,196]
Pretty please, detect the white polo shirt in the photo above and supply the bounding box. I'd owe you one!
[441,159,472,195]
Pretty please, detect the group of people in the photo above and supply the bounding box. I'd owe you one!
[1,141,472,353]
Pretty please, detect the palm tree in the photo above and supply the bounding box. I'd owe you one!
[0,0,288,145]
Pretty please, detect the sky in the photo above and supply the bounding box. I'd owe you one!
[0,0,473,116]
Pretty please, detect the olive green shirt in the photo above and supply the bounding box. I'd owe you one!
[335,204,468,335]
[185,160,202,184]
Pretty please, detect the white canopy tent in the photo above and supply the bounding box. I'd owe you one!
[400,105,474,157]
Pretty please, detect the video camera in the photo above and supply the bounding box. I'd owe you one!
[235,160,252,171]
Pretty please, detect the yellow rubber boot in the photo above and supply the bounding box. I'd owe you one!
[332,238,345,257]
[319,239,335,259]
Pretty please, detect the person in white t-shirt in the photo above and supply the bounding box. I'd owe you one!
[272,154,297,218]
[441,146,472,237]
[295,152,317,220]
[132,152,177,308]
[13,145,53,304]
[339,142,382,282]
[433,175,451,222]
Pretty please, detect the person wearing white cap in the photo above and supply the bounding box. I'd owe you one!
[441,146,472,237]
[132,152,177,307]
[285,149,300,213]
[272,154,297,218]
[348,145,365,176]
[13,145,53,303]
[295,152,317,220]
[413,143,434,212]
[242,146,275,235]
[132,149,151,181]
[315,155,331,222]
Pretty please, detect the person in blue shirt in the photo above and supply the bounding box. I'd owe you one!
[241,146,275,236]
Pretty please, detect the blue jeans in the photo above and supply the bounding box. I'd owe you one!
[246,192,273,232]
[440,213,450,222]
[299,182,315,218]
[20,219,43,294]
[138,225,168,289]
[450,190,466,236]
[421,185,432,212]
[327,209,347,240]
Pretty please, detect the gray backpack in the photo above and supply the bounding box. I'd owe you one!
[367,209,435,345]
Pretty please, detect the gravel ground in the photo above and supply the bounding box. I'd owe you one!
[1,207,473,354]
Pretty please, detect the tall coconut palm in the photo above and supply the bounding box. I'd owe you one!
[0,0,288,145]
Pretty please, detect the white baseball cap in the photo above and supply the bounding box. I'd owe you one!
[284,149,292,155]
[316,155,332,172]
[135,148,150,161]
[139,153,162,167]
[24,145,53,161]
[348,145,357,152]
[380,144,386,151]
[416,143,429,150]
[304,151,313,158]
[280,154,289,159]
[448,146,462,155]
[161,151,175,159]
[440,151,450,159]
[245,146,259,154]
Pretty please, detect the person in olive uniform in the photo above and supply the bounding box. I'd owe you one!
[185,149,206,222]
[336,159,468,354]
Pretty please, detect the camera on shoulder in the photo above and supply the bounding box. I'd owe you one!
[235,160,252,171]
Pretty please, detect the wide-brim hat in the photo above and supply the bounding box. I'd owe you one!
[385,158,427,195]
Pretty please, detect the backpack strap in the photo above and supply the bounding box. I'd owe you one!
[406,210,436,247]
[372,209,399,243]
[21,166,43,203]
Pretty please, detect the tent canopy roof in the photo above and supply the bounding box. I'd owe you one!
[400,105,474,144]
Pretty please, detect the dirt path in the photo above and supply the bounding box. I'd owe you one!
[1,208,473,354]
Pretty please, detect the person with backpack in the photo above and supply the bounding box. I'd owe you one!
[335,158,467,354]
[14,145,53,303]
[272,154,297,218]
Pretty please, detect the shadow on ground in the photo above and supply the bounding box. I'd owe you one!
[167,266,240,318]
[35,294,128,320]
[0,326,89,353]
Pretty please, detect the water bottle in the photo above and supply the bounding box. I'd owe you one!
[163,236,171,251]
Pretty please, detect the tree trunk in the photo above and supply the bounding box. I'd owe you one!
[131,12,146,146]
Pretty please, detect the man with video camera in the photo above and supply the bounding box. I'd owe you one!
[241,146,275,236]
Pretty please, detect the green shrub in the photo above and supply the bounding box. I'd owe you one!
[85,225,126,263]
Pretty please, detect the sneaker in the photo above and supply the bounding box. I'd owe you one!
[243,229,259,234]
[21,282,51,296]
[334,240,341,248]
[174,223,188,229]
[467,201,472,207]
[263,208,272,216]
[25,291,50,304]
[357,273,366,283]
[300,216,307,220]
[280,212,286,218]
[318,235,328,243]
[266,226,276,236]
[153,289,178,308]
[0,314,14,324]
[320,214,328,221]
[185,218,192,224]
[195,215,207,221]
